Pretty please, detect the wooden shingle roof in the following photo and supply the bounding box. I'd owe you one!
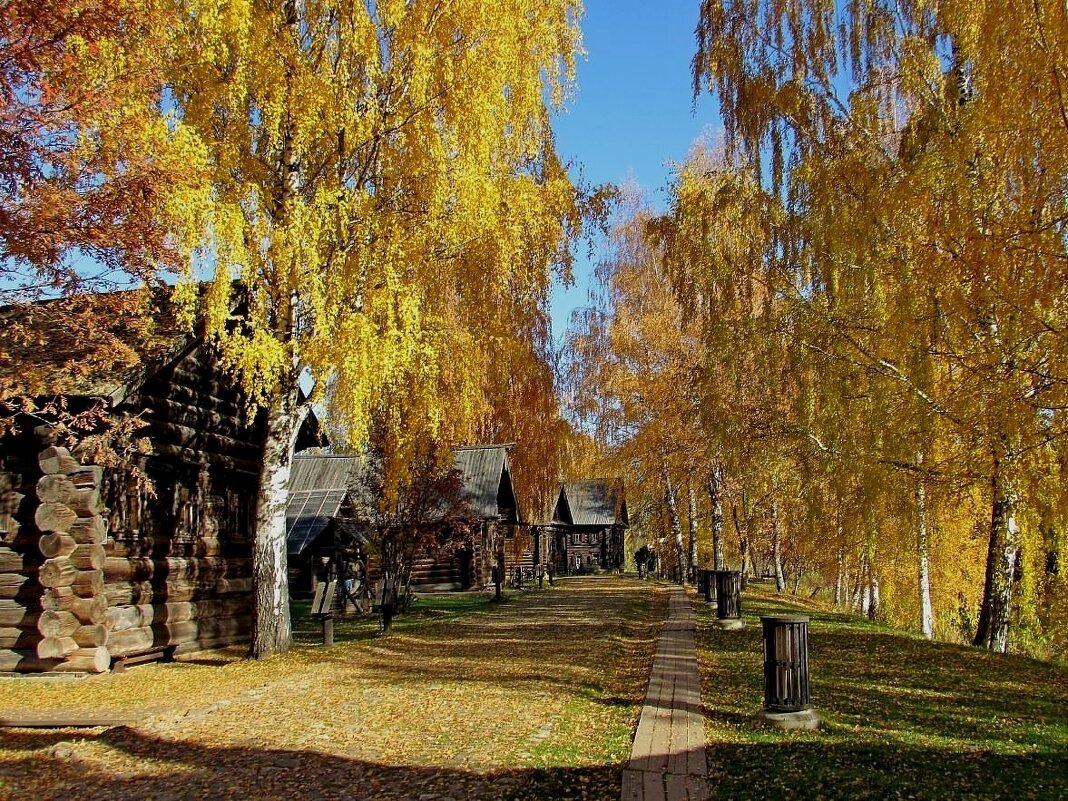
[286,444,520,555]
[555,479,628,527]
[286,455,363,556]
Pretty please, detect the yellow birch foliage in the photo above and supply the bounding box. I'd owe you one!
[692,0,1068,652]
[169,0,584,455]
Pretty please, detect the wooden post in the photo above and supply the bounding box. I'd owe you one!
[311,580,336,646]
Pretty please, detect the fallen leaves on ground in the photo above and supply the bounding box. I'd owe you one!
[695,581,1068,801]
[0,576,665,801]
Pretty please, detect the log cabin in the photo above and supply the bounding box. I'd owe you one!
[286,444,526,595]
[0,291,321,672]
[546,479,628,575]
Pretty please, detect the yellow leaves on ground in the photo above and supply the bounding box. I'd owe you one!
[0,578,663,800]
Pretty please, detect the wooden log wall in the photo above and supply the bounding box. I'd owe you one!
[0,341,270,672]
[28,446,111,672]
[8,445,254,672]
[0,461,46,671]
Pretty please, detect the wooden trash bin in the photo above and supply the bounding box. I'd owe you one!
[759,614,819,729]
[713,570,743,628]
[699,569,715,603]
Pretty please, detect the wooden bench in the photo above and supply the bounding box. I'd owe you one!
[111,645,176,673]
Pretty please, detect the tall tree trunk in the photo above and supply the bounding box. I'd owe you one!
[731,498,751,581]
[771,499,785,593]
[854,553,869,614]
[251,3,302,660]
[974,453,1021,652]
[833,508,846,606]
[661,462,686,584]
[250,379,302,659]
[915,458,934,639]
[686,483,699,582]
[868,563,880,621]
[833,547,844,606]
[709,465,725,571]
[862,502,880,621]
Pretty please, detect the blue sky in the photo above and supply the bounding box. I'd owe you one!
[548,0,721,341]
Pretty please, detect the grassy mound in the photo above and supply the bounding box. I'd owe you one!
[696,582,1068,800]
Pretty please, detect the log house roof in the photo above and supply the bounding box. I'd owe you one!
[1,288,196,402]
[551,479,628,528]
[286,444,520,556]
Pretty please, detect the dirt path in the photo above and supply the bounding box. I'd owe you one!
[0,576,666,801]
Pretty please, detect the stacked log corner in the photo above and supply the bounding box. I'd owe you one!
[24,445,253,673]
[33,447,110,672]
[0,466,46,672]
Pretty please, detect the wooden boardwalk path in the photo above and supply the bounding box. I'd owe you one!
[622,585,709,801]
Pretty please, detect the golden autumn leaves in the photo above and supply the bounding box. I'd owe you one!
[568,1,1068,654]
[4,1,588,656]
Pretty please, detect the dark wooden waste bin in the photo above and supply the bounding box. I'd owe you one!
[761,615,811,713]
[700,569,715,603]
[714,570,741,621]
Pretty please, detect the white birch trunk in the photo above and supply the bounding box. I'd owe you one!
[661,462,686,584]
[854,555,868,614]
[868,565,881,621]
[833,509,846,605]
[249,381,302,659]
[974,452,1020,652]
[771,499,785,593]
[732,496,752,582]
[686,483,699,583]
[915,461,934,639]
[709,466,725,571]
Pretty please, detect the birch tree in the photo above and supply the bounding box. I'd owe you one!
[693,0,1068,651]
[164,0,585,657]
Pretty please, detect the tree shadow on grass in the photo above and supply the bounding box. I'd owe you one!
[701,593,1068,747]
[707,740,1068,801]
[697,592,1068,800]
[0,724,627,801]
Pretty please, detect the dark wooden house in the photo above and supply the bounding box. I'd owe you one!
[286,444,525,593]
[547,479,628,574]
[285,454,367,597]
[0,292,319,672]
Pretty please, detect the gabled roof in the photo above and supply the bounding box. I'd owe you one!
[555,479,628,528]
[453,444,519,522]
[286,455,362,556]
[1,288,193,401]
[286,444,520,555]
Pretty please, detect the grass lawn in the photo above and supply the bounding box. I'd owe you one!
[290,590,493,646]
[0,576,665,801]
[696,581,1068,800]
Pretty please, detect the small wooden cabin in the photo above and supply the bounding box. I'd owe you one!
[0,292,320,672]
[547,479,628,574]
[285,454,368,597]
[286,444,525,592]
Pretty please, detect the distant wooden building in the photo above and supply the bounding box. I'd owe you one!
[0,292,320,673]
[546,479,628,574]
[285,455,368,597]
[286,444,525,593]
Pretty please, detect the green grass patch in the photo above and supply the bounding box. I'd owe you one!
[291,590,496,645]
[696,582,1068,800]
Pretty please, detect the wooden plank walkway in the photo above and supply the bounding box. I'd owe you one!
[622,585,709,801]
